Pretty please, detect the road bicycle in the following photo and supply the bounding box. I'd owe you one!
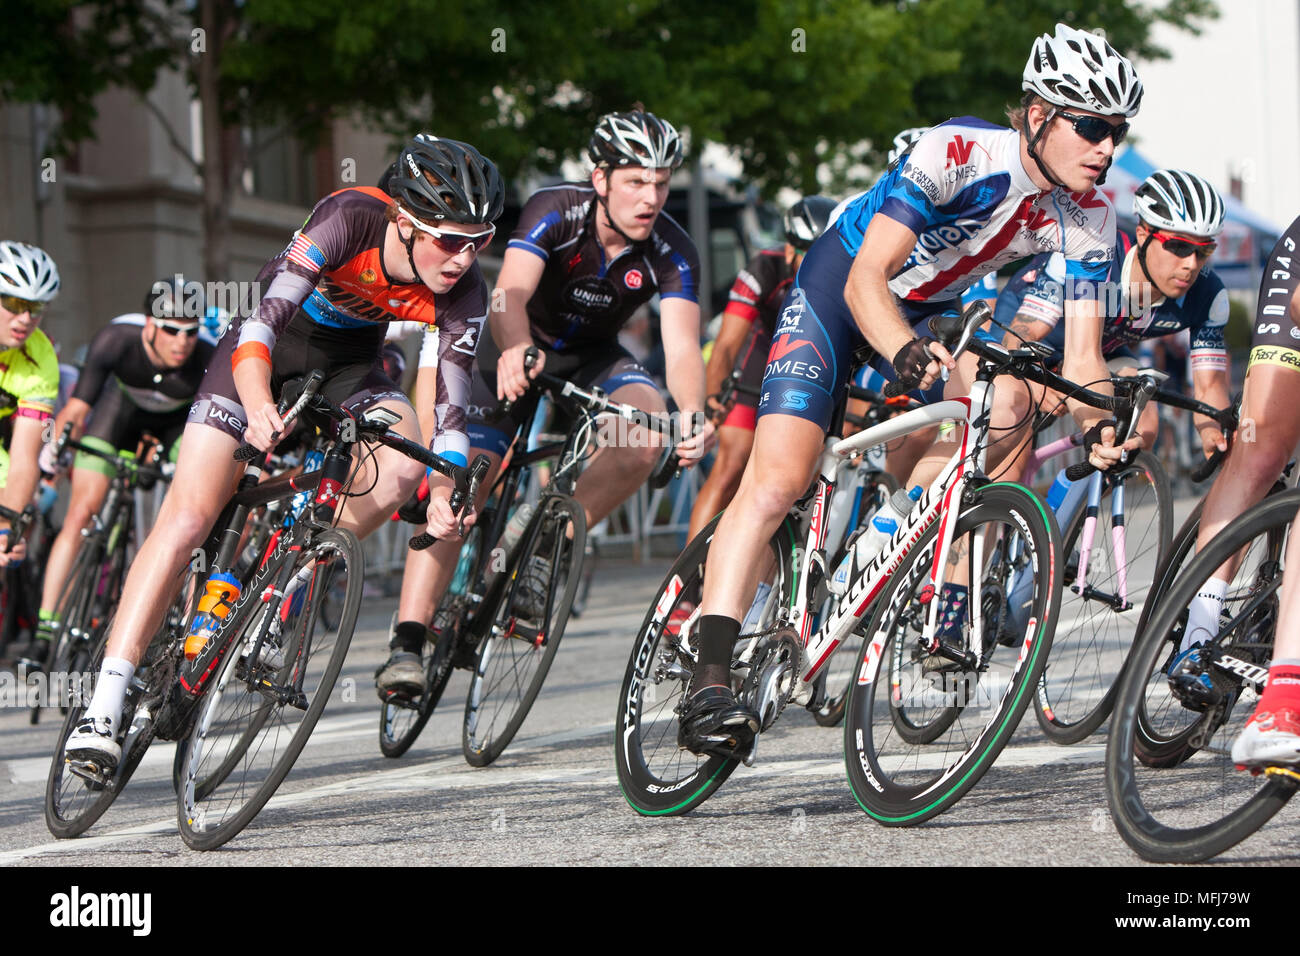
[382,351,680,766]
[1106,487,1300,861]
[30,432,171,725]
[616,302,1122,824]
[1022,374,1232,743]
[45,372,484,849]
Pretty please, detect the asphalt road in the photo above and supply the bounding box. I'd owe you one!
[2,496,1298,867]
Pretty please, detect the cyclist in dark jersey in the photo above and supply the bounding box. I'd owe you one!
[1226,213,1300,766]
[992,169,1231,479]
[682,24,1145,753]
[67,135,504,769]
[1176,214,1300,765]
[687,196,836,539]
[32,278,217,664]
[377,109,709,693]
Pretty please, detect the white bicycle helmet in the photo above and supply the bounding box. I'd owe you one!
[1023,23,1143,118]
[888,127,930,167]
[0,240,60,302]
[588,110,684,170]
[1133,169,1225,239]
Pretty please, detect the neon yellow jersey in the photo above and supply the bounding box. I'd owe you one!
[0,328,59,428]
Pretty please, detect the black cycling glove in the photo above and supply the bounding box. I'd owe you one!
[891,336,937,392]
[1082,418,1118,452]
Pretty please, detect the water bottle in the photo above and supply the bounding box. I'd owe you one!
[828,485,921,596]
[1045,467,1088,529]
[500,502,534,557]
[184,571,243,659]
[740,581,773,633]
[288,449,325,525]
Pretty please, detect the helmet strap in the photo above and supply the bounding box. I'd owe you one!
[593,169,639,248]
[1025,108,1068,190]
[400,222,429,286]
[1135,229,1178,303]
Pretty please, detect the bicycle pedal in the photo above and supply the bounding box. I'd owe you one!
[66,758,112,791]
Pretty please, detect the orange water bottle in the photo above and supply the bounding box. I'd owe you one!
[184,572,243,660]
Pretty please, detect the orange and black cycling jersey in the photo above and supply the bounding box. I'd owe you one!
[235,186,487,464]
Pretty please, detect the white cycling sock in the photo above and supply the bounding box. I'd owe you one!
[1180,577,1228,654]
[83,657,135,733]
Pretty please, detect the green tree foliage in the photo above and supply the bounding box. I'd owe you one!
[1,0,1217,262]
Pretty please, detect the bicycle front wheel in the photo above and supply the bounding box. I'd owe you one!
[462,495,586,767]
[844,483,1062,825]
[176,526,362,851]
[1106,489,1299,862]
[1035,451,1171,743]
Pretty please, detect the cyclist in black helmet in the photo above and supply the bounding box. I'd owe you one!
[377,108,713,695]
[66,134,505,770]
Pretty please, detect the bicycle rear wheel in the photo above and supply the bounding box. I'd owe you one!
[462,495,586,766]
[844,483,1062,825]
[1106,489,1300,862]
[176,526,362,851]
[1035,451,1171,743]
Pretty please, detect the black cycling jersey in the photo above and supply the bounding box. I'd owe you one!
[505,183,701,351]
[72,315,215,413]
[1248,215,1300,372]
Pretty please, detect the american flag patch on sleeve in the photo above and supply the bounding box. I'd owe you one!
[286,233,327,272]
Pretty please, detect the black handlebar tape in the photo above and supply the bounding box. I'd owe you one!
[408,532,437,551]
[234,443,262,462]
[1190,447,1226,484]
[882,379,910,399]
[1065,460,1096,482]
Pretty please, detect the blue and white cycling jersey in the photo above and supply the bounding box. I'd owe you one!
[999,237,1230,371]
[832,117,1117,306]
[763,118,1118,430]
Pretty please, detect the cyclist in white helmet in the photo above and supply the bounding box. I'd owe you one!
[0,241,60,569]
[991,168,1231,485]
[680,24,1143,754]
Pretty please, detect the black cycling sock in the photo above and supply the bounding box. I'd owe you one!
[693,614,739,693]
[391,621,427,654]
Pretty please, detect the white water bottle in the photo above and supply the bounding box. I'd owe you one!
[500,502,534,557]
[828,485,921,595]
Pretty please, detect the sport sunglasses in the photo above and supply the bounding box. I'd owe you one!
[404,215,496,255]
[156,320,200,337]
[1,294,48,317]
[1054,109,1130,146]
[1149,230,1217,260]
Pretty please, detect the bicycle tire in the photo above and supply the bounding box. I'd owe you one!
[844,482,1062,825]
[462,495,586,767]
[811,469,897,728]
[1105,488,1300,862]
[43,624,157,838]
[176,526,362,851]
[615,510,795,815]
[33,537,110,724]
[379,527,481,758]
[1035,450,1172,743]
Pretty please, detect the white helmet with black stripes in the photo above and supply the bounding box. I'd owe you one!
[1023,23,1143,118]
[0,240,60,302]
[1133,169,1226,239]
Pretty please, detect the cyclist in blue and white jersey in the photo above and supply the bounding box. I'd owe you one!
[681,23,1145,753]
[991,169,1231,480]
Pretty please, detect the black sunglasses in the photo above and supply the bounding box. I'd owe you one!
[1055,109,1129,146]
[156,320,200,338]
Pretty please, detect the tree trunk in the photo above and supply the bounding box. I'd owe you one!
[197,0,240,282]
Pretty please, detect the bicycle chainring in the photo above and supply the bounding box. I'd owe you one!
[740,627,804,732]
